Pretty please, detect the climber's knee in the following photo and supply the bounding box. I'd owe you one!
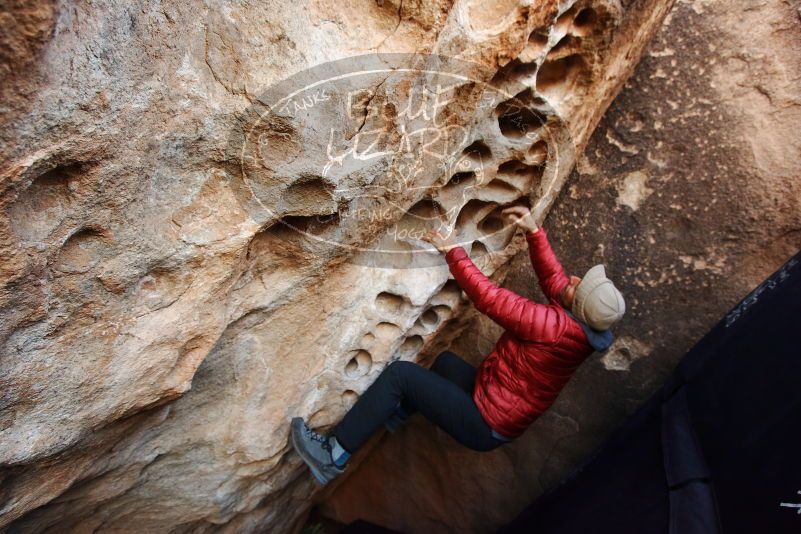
[431,351,457,373]
[383,360,419,388]
[385,359,417,375]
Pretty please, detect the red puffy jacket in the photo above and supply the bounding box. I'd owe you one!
[445,229,593,439]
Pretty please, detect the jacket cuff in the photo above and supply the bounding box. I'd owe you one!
[445,246,468,264]
[526,226,545,237]
[526,228,546,241]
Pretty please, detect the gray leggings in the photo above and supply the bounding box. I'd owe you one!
[331,351,508,454]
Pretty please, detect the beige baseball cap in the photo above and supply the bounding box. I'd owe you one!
[571,264,625,331]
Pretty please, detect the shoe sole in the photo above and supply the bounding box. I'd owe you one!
[290,418,337,486]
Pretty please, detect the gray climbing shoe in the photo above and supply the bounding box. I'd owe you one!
[290,417,345,485]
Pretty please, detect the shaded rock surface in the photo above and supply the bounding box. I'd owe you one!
[318,0,801,532]
[2,0,674,532]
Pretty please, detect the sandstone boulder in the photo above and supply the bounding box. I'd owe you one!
[1,0,675,531]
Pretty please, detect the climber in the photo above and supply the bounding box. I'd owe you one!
[290,206,625,485]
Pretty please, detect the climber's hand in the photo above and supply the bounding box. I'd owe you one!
[421,227,458,254]
[502,206,539,233]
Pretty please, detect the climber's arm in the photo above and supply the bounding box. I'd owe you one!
[526,229,570,304]
[444,247,561,342]
[501,206,569,304]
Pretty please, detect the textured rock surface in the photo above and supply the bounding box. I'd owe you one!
[319,0,801,531]
[2,0,673,532]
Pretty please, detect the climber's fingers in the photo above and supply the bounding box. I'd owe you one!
[421,227,456,253]
[501,205,530,218]
[502,206,539,233]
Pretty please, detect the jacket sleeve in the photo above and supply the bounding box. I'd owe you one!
[445,246,563,343]
[526,228,570,304]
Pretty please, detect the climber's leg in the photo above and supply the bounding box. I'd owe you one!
[331,359,503,455]
[397,350,476,417]
[384,351,476,433]
[430,350,478,391]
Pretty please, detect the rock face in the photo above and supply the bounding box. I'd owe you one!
[1,0,674,532]
[319,0,801,531]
